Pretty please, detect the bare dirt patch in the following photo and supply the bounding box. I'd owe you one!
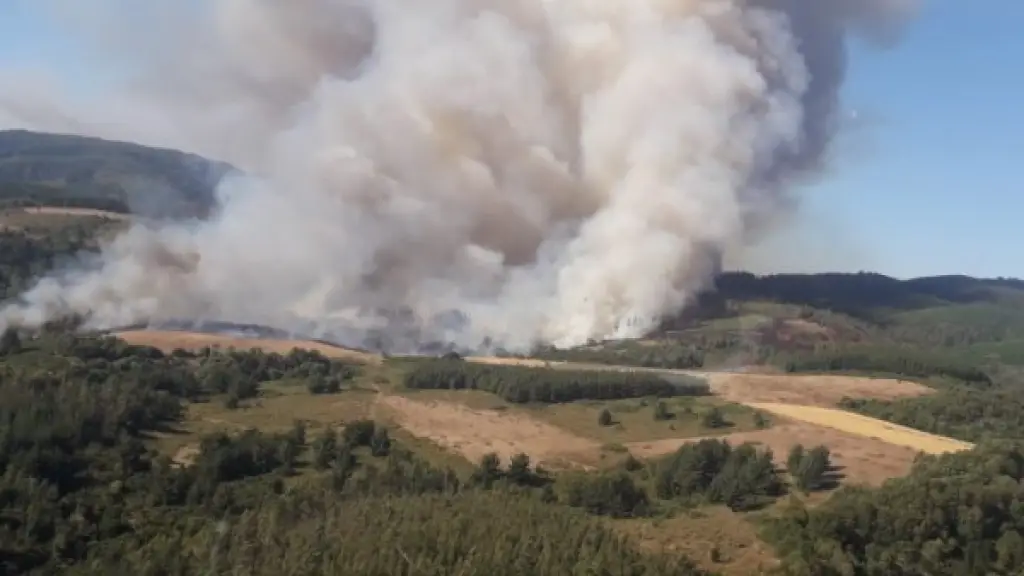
[171,444,199,468]
[781,318,830,335]
[115,329,381,364]
[626,420,922,486]
[378,395,601,469]
[702,372,932,407]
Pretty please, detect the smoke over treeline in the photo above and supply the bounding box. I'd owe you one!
[0,0,917,352]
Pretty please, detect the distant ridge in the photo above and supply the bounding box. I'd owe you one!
[0,130,235,219]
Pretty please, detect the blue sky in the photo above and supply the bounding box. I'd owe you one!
[0,1,1021,279]
[804,1,1023,279]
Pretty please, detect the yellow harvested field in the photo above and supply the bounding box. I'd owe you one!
[748,402,973,454]
[115,329,382,364]
[626,421,923,486]
[699,372,933,407]
[465,356,564,368]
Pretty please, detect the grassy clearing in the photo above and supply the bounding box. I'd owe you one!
[748,402,974,454]
[115,329,383,364]
[529,395,767,444]
[378,392,603,471]
[614,507,779,576]
[394,388,767,445]
[150,386,376,459]
[150,370,474,476]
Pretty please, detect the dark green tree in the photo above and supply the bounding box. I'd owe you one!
[653,401,672,421]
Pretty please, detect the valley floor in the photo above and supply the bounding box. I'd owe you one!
[123,329,975,576]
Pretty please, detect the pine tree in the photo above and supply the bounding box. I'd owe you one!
[787,444,805,474]
[653,401,672,421]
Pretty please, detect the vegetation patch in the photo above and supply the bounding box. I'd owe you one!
[762,443,1024,575]
[378,394,602,470]
[402,358,709,403]
[528,395,764,445]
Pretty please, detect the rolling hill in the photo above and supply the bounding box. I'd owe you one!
[0,129,233,219]
[3,130,1024,370]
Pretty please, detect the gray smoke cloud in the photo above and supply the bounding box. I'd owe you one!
[0,0,917,352]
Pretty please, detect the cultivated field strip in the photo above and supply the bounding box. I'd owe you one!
[114,333,973,459]
[747,402,974,454]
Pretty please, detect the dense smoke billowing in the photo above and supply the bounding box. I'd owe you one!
[0,0,916,352]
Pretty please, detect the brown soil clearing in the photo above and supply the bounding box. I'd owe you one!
[115,329,381,364]
[626,420,923,486]
[378,395,601,469]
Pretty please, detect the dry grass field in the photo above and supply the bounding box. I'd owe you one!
[0,206,132,232]
[377,394,603,470]
[124,330,969,485]
[626,420,924,486]
[703,372,933,406]
[747,402,974,454]
[464,355,564,368]
[617,506,781,575]
[116,329,382,364]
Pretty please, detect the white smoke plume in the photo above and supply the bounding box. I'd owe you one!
[0,0,918,352]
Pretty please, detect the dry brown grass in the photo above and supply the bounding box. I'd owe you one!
[123,331,965,484]
[701,372,933,407]
[0,206,132,232]
[748,402,974,454]
[464,356,564,368]
[626,420,923,487]
[377,394,602,470]
[116,329,382,364]
[616,507,780,575]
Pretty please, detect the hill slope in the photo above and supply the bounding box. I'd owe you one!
[0,130,233,219]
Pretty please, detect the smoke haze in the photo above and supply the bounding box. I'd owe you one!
[0,0,917,352]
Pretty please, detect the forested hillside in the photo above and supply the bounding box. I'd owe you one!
[0,130,232,219]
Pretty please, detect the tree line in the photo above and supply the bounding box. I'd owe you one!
[0,181,131,214]
[532,342,707,369]
[778,344,993,385]
[0,225,108,299]
[402,358,709,403]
